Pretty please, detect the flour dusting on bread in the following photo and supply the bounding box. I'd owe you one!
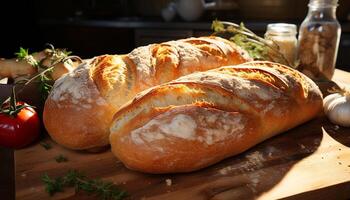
[49,61,108,109]
[159,114,197,139]
[128,107,246,146]
[128,45,154,87]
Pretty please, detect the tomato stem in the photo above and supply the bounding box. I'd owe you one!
[0,86,35,117]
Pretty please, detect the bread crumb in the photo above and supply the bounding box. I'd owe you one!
[165,179,172,186]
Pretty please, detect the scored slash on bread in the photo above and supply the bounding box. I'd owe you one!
[109,61,323,173]
[43,36,252,150]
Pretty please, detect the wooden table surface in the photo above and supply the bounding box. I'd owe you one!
[14,118,350,200]
[2,69,350,200]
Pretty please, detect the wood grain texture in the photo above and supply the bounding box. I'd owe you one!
[14,71,350,200]
[15,116,350,200]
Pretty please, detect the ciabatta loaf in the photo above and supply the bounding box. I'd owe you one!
[43,36,251,150]
[109,61,323,173]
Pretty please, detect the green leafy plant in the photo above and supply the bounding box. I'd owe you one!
[15,47,39,68]
[211,20,291,66]
[42,170,127,200]
[15,47,30,60]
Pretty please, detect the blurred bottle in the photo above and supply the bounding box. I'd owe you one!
[298,0,341,80]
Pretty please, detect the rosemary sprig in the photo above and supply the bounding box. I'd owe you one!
[211,20,291,66]
[41,170,127,200]
[55,154,68,163]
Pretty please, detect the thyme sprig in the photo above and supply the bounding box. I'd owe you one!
[15,47,29,60]
[38,71,53,101]
[12,44,82,101]
[42,170,127,200]
[15,47,39,68]
[40,142,52,150]
[54,154,68,163]
[211,20,291,66]
[15,44,81,101]
[41,43,72,67]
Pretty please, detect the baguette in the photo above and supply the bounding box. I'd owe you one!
[43,36,252,150]
[109,61,323,173]
[0,58,37,78]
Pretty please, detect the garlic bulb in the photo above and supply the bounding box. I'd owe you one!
[323,91,350,127]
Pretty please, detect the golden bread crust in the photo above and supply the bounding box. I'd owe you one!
[43,36,251,150]
[109,61,323,173]
[43,61,117,149]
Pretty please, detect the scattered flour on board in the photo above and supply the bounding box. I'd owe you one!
[165,179,172,186]
[219,151,265,175]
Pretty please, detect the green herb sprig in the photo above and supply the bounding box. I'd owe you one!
[41,170,127,200]
[54,154,68,163]
[15,47,39,68]
[38,69,54,101]
[14,45,82,101]
[211,20,291,66]
[40,142,52,150]
[15,47,30,60]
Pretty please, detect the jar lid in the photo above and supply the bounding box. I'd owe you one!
[266,23,297,36]
[309,0,338,7]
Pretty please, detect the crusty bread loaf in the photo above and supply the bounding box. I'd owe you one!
[0,58,37,78]
[109,61,323,173]
[43,36,252,150]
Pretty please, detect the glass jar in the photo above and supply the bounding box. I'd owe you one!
[265,23,298,67]
[298,0,341,80]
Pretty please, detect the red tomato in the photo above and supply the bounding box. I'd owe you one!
[0,102,40,148]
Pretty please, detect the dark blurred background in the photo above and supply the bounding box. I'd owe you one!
[0,0,350,70]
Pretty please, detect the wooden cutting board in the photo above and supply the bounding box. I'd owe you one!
[15,72,350,200]
[15,118,350,200]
